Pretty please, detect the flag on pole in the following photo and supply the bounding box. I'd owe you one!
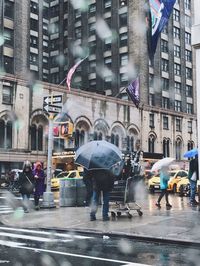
[66,57,86,91]
[126,77,140,108]
[148,0,176,60]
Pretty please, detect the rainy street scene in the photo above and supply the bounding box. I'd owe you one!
[0,0,200,265]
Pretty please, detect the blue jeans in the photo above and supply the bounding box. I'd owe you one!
[90,191,109,219]
[190,180,197,203]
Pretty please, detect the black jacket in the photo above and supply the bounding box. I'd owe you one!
[89,169,114,192]
[18,170,35,195]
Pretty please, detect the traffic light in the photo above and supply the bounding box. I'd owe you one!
[60,122,73,137]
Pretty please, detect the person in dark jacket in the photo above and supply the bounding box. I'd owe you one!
[90,169,114,221]
[33,161,46,210]
[188,155,199,206]
[83,169,93,206]
[18,160,35,213]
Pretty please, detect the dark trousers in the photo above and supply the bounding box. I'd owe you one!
[34,195,40,206]
[190,180,197,203]
[157,189,169,204]
[90,191,109,219]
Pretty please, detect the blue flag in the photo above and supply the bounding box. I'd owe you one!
[126,77,140,108]
[149,0,176,59]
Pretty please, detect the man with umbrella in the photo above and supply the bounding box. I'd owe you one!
[75,140,122,221]
[188,155,199,206]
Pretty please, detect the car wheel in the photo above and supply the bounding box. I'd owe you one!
[173,184,177,193]
[149,187,155,194]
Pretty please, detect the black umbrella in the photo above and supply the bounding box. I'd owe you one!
[75,140,122,170]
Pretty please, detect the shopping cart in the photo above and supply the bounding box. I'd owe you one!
[109,176,143,218]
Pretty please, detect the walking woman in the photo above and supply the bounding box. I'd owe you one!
[33,161,45,210]
[155,166,172,208]
[18,161,35,213]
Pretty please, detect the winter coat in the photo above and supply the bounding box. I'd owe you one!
[160,170,170,190]
[188,157,199,181]
[32,169,46,196]
[89,169,115,192]
[18,170,35,195]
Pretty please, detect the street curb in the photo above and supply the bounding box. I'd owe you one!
[38,226,200,248]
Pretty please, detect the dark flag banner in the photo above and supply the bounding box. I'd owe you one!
[149,0,176,59]
[126,77,140,108]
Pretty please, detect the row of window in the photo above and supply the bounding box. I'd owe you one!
[149,94,193,113]
[149,114,193,133]
[161,59,192,79]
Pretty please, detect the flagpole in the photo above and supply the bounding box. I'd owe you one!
[58,77,67,86]
[114,87,127,98]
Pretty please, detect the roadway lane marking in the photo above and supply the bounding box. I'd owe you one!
[0,196,59,203]
[0,226,93,239]
[0,241,151,265]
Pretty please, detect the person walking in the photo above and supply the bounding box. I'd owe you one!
[18,161,35,213]
[33,161,46,210]
[82,168,93,207]
[90,169,115,221]
[155,166,172,208]
[188,155,199,206]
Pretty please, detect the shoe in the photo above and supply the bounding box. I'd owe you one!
[90,216,96,221]
[193,200,199,205]
[155,202,161,208]
[24,209,29,213]
[166,203,172,208]
[103,216,110,221]
[35,206,40,211]
[190,202,197,207]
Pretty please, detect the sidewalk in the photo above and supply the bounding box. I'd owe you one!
[1,196,200,246]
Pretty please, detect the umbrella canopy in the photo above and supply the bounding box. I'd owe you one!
[151,157,175,172]
[75,140,122,170]
[183,148,198,158]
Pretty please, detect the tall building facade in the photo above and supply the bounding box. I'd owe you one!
[0,0,197,175]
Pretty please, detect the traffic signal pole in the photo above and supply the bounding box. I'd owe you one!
[42,114,55,208]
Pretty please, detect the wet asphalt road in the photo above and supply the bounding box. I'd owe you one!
[0,225,200,266]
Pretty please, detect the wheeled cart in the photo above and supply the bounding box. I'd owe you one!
[109,176,143,218]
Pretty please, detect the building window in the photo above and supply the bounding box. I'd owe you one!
[104,37,112,51]
[186,67,192,79]
[104,57,112,68]
[31,124,45,151]
[161,39,168,53]
[175,100,181,112]
[176,118,181,132]
[161,59,169,72]
[30,53,38,65]
[30,1,38,14]
[184,0,191,10]
[173,9,180,22]
[2,85,13,104]
[54,138,64,152]
[148,135,155,153]
[174,45,180,58]
[163,139,170,157]
[4,56,14,74]
[89,3,96,13]
[162,25,168,34]
[186,103,193,114]
[30,18,39,31]
[149,94,155,106]
[185,15,191,27]
[104,76,112,89]
[3,28,14,47]
[0,119,12,149]
[120,73,128,86]
[104,0,111,9]
[163,116,169,130]
[175,139,182,160]
[111,133,119,147]
[162,97,170,109]
[4,0,14,19]
[119,33,128,47]
[149,74,154,87]
[149,113,154,128]
[188,120,192,133]
[186,85,192,97]
[120,53,128,66]
[173,27,180,39]
[119,13,127,27]
[89,79,96,89]
[89,23,96,35]
[185,32,191,45]
[174,63,181,76]
[30,36,38,48]
[175,82,181,94]
[185,50,192,62]
[75,27,82,38]
[89,60,96,72]
[162,78,169,91]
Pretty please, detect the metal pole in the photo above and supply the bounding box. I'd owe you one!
[42,114,55,208]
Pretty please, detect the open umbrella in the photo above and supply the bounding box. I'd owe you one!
[75,140,122,170]
[151,157,175,172]
[183,148,198,158]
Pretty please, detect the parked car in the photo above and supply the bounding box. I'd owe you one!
[167,170,188,193]
[148,170,188,193]
[51,170,84,190]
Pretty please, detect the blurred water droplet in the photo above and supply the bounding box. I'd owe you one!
[13,207,24,220]
[70,0,89,12]
[32,83,44,95]
[96,18,112,40]
[0,35,4,46]
[117,239,133,254]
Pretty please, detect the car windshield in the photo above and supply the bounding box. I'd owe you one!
[56,172,68,178]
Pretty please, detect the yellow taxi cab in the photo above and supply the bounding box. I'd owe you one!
[167,170,188,192]
[148,170,188,193]
[176,177,190,196]
[51,170,83,190]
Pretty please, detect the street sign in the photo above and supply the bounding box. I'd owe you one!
[43,95,62,105]
[43,104,62,114]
